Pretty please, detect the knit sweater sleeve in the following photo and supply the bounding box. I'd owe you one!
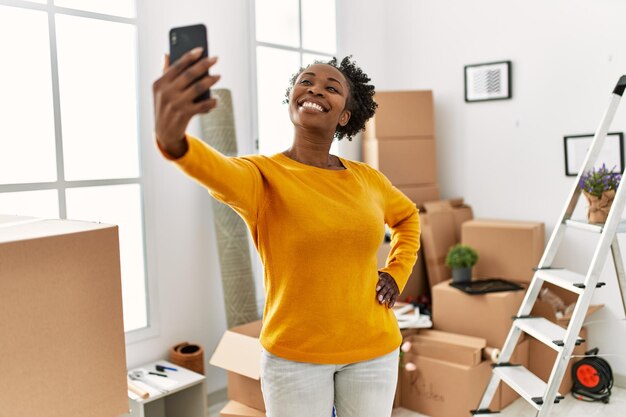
[158,134,264,225]
[378,175,421,292]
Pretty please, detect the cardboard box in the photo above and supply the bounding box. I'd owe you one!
[364,90,435,138]
[210,321,265,411]
[0,216,127,417]
[420,200,474,288]
[397,184,440,208]
[531,282,603,327]
[220,401,266,417]
[432,279,526,348]
[400,355,496,416]
[377,242,426,301]
[406,330,486,366]
[528,327,588,394]
[462,219,545,283]
[363,137,437,186]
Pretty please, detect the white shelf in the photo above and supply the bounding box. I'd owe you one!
[124,360,208,417]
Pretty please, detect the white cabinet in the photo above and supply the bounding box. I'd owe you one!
[124,360,208,417]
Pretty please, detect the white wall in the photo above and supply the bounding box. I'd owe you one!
[338,0,626,376]
[129,0,254,394]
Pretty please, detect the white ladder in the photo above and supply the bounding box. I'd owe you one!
[472,75,626,416]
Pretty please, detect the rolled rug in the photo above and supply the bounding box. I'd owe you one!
[169,342,205,374]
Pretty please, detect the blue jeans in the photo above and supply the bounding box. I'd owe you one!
[260,348,399,417]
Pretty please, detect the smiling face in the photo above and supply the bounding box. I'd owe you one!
[288,63,352,139]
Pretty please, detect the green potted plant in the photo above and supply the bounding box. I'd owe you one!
[579,164,621,224]
[445,244,479,283]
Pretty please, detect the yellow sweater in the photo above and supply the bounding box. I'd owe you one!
[165,135,421,364]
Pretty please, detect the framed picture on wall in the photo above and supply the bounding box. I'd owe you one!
[563,132,624,176]
[464,61,512,102]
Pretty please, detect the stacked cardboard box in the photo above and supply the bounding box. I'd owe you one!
[0,216,128,417]
[420,199,474,289]
[398,329,530,416]
[363,90,440,208]
[210,321,266,416]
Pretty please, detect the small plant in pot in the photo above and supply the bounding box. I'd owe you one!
[445,244,479,283]
[579,163,621,224]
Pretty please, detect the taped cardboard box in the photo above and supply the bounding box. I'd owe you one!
[364,90,435,138]
[405,329,486,366]
[462,219,545,283]
[399,332,529,415]
[528,327,588,394]
[220,400,266,417]
[0,216,127,417]
[377,242,426,301]
[363,136,437,186]
[531,282,603,327]
[210,321,265,412]
[420,200,474,289]
[432,279,526,348]
[400,354,497,416]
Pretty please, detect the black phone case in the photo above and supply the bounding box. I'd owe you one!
[169,24,210,102]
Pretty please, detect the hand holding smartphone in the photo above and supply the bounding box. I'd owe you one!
[169,23,211,102]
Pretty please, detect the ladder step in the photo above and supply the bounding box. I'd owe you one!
[493,365,563,411]
[565,219,626,234]
[514,317,583,350]
[535,269,586,294]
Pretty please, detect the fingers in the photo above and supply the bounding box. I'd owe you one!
[376,273,399,308]
[172,56,218,92]
[189,97,219,114]
[178,73,221,105]
[162,47,204,81]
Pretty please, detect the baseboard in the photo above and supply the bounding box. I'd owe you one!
[207,388,228,406]
[614,373,626,389]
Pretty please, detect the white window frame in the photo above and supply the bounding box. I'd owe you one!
[249,0,338,153]
[0,0,158,343]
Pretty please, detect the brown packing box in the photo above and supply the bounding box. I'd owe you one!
[400,355,497,416]
[363,136,437,186]
[432,279,526,348]
[0,216,128,417]
[364,90,435,138]
[420,200,474,288]
[462,219,545,283]
[220,401,266,417]
[377,242,426,301]
[210,320,265,411]
[397,184,441,208]
[406,329,486,366]
[529,327,588,394]
[531,282,603,327]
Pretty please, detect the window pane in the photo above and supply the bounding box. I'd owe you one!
[0,190,59,218]
[56,15,140,181]
[301,0,336,54]
[255,0,299,47]
[66,184,147,332]
[0,6,57,185]
[54,0,136,18]
[256,47,300,155]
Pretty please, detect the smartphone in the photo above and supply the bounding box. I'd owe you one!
[169,24,210,102]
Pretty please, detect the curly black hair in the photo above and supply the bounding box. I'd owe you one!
[284,56,378,141]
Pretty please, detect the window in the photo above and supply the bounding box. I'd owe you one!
[0,0,148,334]
[253,0,338,156]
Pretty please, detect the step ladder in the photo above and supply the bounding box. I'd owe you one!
[472,75,626,416]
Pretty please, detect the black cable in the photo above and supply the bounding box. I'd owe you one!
[571,348,613,404]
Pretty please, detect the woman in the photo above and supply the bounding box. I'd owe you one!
[153,48,420,417]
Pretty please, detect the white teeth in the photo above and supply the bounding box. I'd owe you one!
[301,101,324,112]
